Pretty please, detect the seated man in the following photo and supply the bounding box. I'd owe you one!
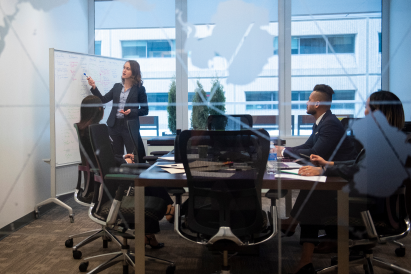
[277,84,355,161]
[277,84,356,241]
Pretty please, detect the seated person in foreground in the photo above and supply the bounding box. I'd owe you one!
[291,90,406,274]
[78,95,174,248]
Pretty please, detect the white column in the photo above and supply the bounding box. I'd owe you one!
[175,0,189,130]
[278,0,292,137]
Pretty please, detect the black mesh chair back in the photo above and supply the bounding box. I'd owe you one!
[179,129,269,238]
[127,119,147,163]
[340,118,364,155]
[73,123,96,202]
[89,124,121,213]
[207,114,253,131]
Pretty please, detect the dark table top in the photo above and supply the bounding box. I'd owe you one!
[147,136,286,146]
[135,161,347,190]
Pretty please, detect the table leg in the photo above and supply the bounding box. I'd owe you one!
[135,185,145,273]
[337,190,349,274]
[285,190,292,217]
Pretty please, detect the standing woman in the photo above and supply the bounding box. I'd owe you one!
[87,60,148,163]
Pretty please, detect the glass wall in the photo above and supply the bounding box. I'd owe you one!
[95,0,176,137]
[291,1,382,135]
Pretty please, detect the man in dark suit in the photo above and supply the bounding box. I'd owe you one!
[277,84,355,161]
[279,85,356,258]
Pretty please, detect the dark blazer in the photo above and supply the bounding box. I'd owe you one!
[91,83,149,127]
[284,110,356,161]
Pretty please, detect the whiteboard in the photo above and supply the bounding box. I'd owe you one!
[50,49,126,166]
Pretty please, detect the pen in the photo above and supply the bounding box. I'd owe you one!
[300,153,310,159]
[84,73,89,79]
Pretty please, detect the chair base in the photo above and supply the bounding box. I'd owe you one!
[80,228,175,274]
[316,252,411,274]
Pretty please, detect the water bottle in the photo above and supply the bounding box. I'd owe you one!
[267,144,277,174]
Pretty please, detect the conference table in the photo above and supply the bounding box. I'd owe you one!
[134,162,349,274]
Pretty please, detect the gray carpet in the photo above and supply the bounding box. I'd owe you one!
[0,193,410,274]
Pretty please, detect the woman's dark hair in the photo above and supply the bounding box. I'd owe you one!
[369,90,405,129]
[122,60,143,87]
[78,95,104,135]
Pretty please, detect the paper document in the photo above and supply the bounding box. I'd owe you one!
[280,169,300,175]
[161,168,186,174]
[158,156,174,161]
[275,173,327,183]
[283,162,302,169]
[158,163,184,169]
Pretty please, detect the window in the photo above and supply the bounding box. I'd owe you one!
[121,40,175,59]
[188,92,210,110]
[147,40,175,57]
[121,41,147,59]
[274,34,355,55]
[291,90,356,110]
[378,32,382,53]
[147,93,168,110]
[95,41,101,55]
[245,91,278,110]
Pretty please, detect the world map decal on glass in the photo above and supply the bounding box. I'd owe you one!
[179,0,273,85]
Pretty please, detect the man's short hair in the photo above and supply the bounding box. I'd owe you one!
[313,84,334,102]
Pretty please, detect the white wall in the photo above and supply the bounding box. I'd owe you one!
[0,0,88,229]
[389,0,411,121]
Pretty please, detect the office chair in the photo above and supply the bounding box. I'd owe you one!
[207,115,287,220]
[207,114,253,131]
[65,124,109,256]
[77,123,175,274]
[128,119,185,212]
[127,118,167,165]
[340,118,364,155]
[316,186,410,274]
[174,129,278,274]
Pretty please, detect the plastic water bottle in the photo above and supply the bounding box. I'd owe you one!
[267,144,277,174]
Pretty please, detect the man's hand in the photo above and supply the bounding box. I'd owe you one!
[298,166,323,176]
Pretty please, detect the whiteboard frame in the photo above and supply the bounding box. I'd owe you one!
[50,48,128,168]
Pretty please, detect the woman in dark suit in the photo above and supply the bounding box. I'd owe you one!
[290,90,405,274]
[87,60,148,163]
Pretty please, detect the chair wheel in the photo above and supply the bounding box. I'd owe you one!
[65,238,73,248]
[79,261,89,272]
[34,212,39,219]
[395,247,406,257]
[103,239,108,248]
[70,216,74,223]
[73,250,82,259]
[166,264,176,274]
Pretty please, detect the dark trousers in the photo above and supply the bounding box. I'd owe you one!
[293,190,378,244]
[108,118,146,163]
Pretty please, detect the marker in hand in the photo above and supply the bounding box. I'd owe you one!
[85,73,96,89]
